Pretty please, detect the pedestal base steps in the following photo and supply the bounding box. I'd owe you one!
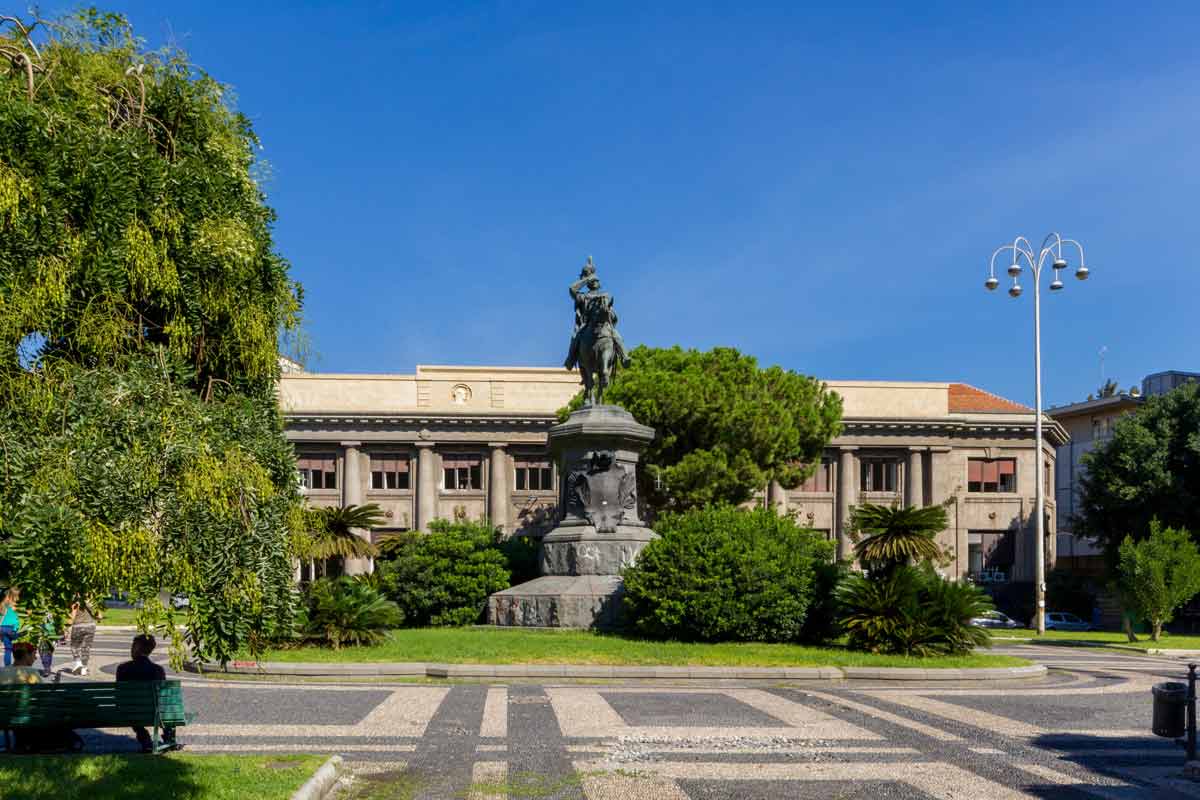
[488,574,626,630]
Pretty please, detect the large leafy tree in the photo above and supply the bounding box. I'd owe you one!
[563,346,843,513]
[0,12,303,664]
[1117,521,1200,642]
[1077,382,1200,562]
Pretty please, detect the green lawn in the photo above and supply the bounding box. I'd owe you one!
[254,627,1028,669]
[97,606,140,626]
[0,753,327,800]
[990,628,1200,650]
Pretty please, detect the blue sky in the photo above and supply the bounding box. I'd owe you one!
[72,1,1200,407]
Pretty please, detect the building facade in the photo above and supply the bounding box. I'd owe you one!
[280,365,1065,583]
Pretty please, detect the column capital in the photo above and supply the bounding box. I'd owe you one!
[928,446,952,453]
[487,442,509,450]
[339,440,362,448]
[414,441,437,449]
[839,445,859,453]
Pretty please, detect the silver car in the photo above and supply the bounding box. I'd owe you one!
[1042,611,1092,631]
[971,611,1021,629]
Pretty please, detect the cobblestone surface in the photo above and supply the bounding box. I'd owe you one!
[55,631,1200,798]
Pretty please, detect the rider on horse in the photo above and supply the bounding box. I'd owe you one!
[564,258,630,372]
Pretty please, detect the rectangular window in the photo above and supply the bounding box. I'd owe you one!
[297,455,337,490]
[515,458,554,492]
[797,461,833,492]
[967,458,1016,493]
[443,454,482,491]
[860,459,898,492]
[370,454,411,491]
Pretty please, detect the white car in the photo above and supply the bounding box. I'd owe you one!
[971,611,1021,629]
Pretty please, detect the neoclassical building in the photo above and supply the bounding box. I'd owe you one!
[280,365,1065,583]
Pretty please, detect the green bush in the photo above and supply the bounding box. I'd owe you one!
[377,520,511,627]
[622,505,834,642]
[798,558,849,644]
[838,566,992,656]
[301,577,403,649]
[498,534,541,586]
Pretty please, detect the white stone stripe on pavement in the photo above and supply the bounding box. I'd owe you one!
[480,687,507,738]
[572,759,1090,800]
[467,761,507,800]
[806,690,962,741]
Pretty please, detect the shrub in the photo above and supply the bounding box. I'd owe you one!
[838,566,992,656]
[622,505,834,642]
[798,558,849,644]
[301,577,403,649]
[498,534,541,586]
[377,520,511,627]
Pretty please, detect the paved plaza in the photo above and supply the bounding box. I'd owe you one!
[58,631,1200,798]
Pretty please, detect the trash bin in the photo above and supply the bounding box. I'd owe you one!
[1152,682,1188,738]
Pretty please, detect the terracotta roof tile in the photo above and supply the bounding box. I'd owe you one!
[948,383,1032,414]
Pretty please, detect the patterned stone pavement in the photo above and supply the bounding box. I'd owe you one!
[56,631,1200,798]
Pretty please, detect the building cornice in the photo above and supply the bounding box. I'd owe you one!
[841,417,1069,447]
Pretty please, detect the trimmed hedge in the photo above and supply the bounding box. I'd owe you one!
[377,520,510,626]
[622,505,834,642]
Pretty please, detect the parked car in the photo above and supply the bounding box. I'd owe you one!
[1041,611,1092,631]
[971,610,1021,629]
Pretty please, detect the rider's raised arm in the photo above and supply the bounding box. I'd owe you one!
[569,277,589,301]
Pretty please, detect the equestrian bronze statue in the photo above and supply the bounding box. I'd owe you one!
[563,256,630,405]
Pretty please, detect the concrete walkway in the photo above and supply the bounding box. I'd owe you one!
[41,630,1200,798]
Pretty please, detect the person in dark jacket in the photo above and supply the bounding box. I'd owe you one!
[116,634,179,752]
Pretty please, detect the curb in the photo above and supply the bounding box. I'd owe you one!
[290,754,343,800]
[189,660,1046,683]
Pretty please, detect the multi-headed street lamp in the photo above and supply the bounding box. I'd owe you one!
[984,233,1090,636]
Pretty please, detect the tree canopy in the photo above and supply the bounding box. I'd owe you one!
[1117,520,1200,641]
[1077,382,1200,561]
[0,11,300,396]
[0,11,304,664]
[563,345,843,513]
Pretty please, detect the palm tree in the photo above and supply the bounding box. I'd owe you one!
[851,503,948,576]
[303,504,385,576]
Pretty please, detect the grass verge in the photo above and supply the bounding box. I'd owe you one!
[255,627,1029,668]
[0,753,327,800]
[990,628,1200,650]
[97,606,140,626]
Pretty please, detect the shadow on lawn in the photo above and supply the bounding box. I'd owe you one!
[0,752,204,800]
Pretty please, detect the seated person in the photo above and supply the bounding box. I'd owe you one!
[0,641,41,685]
[116,634,179,752]
[1,642,81,753]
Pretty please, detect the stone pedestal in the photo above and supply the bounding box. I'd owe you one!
[487,404,657,629]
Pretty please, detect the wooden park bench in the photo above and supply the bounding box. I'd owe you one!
[0,679,193,754]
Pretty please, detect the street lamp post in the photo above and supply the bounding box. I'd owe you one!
[984,233,1090,636]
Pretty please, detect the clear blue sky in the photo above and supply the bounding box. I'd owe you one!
[72,1,1200,407]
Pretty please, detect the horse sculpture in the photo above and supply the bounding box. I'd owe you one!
[564,259,629,406]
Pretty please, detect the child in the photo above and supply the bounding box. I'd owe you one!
[37,612,56,678]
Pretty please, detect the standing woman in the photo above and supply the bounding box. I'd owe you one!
[0,587,20,667]
[67,596,99,676]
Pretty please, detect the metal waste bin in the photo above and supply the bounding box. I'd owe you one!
[1153,681,1188,738]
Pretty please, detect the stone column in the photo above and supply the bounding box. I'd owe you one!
[488,443,509,535]
[906,447,925,507]
[836,447,858,562]
[340,442,370,575]
[927,446,960,576]
[767,480,788,515]
[416,442,438,532]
